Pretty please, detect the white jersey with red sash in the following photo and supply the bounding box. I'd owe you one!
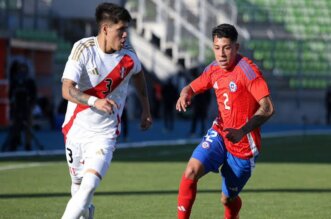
[61,37,141,142]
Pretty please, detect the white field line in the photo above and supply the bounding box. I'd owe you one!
[0,162,60,171]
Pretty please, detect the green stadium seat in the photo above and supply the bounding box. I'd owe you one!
[237,0,331,90]
[263,60,273,70]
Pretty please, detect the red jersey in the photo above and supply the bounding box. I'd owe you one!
[190,55,270,159]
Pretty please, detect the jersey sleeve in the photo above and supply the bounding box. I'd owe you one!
[124,44,142,75]
[132,56,142,75]
[61,41,85,83]
[247,76,270,101]
[240,58,270,101]
[190,70,213,94]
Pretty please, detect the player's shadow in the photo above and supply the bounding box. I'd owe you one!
[1,188,331,199]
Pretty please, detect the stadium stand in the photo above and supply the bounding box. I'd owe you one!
[127,0,330,124]
[235,0,331,90]
[229,0,330,124]
[126,0,248,71]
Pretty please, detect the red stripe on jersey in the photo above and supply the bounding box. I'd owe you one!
[62,54,135,140]
[85,54,134,98]
[62,104,89,141]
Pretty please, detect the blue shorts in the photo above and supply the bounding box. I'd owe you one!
[191,128,257,197]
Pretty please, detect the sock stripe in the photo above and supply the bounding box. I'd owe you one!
[178,205,186,212]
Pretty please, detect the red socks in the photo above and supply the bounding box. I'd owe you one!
[177,173,242,219]
[177,174,197,219]
[224,196,242,219]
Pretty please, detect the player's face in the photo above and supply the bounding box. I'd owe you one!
[213,36,239,70]
[104,21,129,52]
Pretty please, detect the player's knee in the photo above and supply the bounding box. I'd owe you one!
[221,195,236,205]
[80,172,101,194]
[80,182,96,194]
[183,167,198,180]
[221,196,230,205]
[184,161,204,180]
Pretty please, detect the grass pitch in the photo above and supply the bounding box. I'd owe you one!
[0,135,331,219]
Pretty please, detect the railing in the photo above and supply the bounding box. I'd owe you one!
[127,0,247,67]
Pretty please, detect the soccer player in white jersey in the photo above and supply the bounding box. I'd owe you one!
[61,3,152,219]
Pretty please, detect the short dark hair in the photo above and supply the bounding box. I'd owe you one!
[212,24,238,42]
[95,2,132,27]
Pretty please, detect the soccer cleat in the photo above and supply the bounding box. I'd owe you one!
[88,204,95,219]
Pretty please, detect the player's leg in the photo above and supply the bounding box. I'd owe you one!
[178,158,204,219]
[62,139,115,219]
[221,152,257,219]
[64,139,84,197]
[61,139,84,218]
[222,194,241,219]
[178,128,226,219]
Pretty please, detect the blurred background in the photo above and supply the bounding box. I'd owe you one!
[0,0,330,153]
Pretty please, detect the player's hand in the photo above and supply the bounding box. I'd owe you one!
[140,111,152,130]
[224,128,245,143]
[176,94,191,112]
[176,85,194,112]
[94,98,118,114]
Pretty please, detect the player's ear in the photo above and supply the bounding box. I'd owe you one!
[235,43,240,52]
[100,23,108,35]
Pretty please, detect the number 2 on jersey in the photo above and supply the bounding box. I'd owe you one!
[205,130,218,143]
[223,93,231,110]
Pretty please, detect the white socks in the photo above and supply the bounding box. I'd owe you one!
[71,183,80,196]
[62,172,100,219]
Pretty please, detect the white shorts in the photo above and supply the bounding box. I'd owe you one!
[65,137,116,183]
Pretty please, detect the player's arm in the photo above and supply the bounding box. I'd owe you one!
[225,95,275,143]
[62,78,118,114]
[177,68,212,112]
[132,70,152,130]
[242,95,274,133]
[176,85,196,112]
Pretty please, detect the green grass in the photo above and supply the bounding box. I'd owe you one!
[0,135,331,219]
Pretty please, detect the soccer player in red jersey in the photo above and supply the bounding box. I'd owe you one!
[176,24,275,219]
